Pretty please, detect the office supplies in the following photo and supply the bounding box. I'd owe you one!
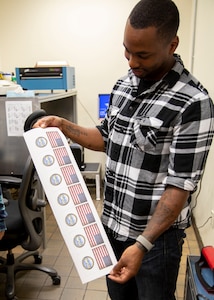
[0,80,20,95]
[16,66,75,91]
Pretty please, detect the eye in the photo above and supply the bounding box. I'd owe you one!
[137,53,151,60]
[124,49,130,59]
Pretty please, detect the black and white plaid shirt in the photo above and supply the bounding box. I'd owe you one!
[97,54,214,241]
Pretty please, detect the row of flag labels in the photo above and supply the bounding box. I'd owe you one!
[24,127,117,284]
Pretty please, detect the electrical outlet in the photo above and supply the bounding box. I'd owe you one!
[211,210,214,228]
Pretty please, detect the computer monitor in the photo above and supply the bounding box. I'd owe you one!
[98,94,110,119]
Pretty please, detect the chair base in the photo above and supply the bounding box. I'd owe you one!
[0,250,61,300]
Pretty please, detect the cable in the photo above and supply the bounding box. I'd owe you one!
[191,176,203,211]
[197,216,212,229]
[77,97,99,126]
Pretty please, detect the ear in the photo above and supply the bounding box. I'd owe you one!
[169,36,179,54]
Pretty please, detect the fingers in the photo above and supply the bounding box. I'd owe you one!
[33,117,47,128]
[33,116,55,128]
[108,262,134,284]
[108,244,144,284]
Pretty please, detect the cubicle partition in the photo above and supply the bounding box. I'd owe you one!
[0,91,77,177]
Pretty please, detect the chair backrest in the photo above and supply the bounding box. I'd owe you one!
[18,156,46,251]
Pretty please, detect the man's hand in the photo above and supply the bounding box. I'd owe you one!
[33,116,63,130]
[108,243,144,284]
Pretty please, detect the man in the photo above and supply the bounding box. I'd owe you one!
[34,0,214,299]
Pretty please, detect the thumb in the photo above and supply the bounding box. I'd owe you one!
[109,260,125,275]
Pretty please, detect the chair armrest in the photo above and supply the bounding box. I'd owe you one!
[0,176,22,186]
[3,198,8,206]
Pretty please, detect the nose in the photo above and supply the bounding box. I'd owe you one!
[127,54,140,69]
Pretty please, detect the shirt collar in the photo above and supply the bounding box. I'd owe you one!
[162,54,184,88]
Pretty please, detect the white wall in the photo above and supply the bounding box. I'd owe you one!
[192,0,214,99]
[190,0,214,246]
[2,0,214,246]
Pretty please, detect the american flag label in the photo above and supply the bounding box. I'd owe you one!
[53,147,71,166]
[68,184,87,205]
[61,165,79,184]
[23,127,117,284]
[76,203,95,225]
[92,245,113,269]
[84,224,104,247]
[46,131,64,148]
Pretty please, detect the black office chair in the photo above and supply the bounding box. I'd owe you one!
[0,156,61,300]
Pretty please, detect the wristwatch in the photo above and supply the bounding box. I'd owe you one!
[136,235,154,252]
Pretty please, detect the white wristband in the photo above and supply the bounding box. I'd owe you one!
[136,235,154,252]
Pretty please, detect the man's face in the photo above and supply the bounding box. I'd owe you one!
[123,20,177,80]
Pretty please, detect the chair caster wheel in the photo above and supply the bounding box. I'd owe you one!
[52,275,61,285]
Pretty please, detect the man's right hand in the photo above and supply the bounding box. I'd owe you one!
[33,116,63,130]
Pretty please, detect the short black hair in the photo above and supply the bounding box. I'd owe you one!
[129,0,179,42]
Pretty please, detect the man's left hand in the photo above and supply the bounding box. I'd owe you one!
[108,243,144,283]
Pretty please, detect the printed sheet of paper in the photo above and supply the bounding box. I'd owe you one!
[23,127,117,284]
[6,101,32,136]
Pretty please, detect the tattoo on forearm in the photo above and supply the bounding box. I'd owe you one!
[65,125,87,138]
[156,202,175,224]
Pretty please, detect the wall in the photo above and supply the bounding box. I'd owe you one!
[190,0,214,246]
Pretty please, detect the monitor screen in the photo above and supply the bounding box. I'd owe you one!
[98,94,110,119]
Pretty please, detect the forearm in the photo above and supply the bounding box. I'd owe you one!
[142,185,190,243]
[60,118,105,151]
[33,116,105,152]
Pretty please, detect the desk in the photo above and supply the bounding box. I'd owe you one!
[81,163,101,200]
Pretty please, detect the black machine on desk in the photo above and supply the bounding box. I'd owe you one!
[15,66,75,91]
[70,143,85,171]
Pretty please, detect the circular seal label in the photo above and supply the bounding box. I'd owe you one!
[43,155,55,166]
[50,174,62,186]
[35,137,47,148]
[82,256,94,270]
[73,235,86,248]
[65,213,77,226]
[57,193,69,205]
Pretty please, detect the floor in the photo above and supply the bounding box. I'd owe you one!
[0,186,200,300]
